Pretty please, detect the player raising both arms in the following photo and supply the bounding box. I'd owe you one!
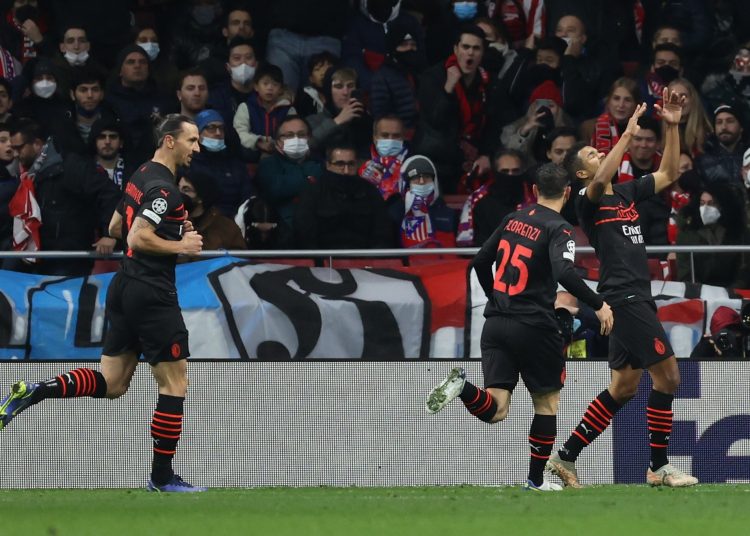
[0,114,207,492]
[426,163,613,491]
[548,89,699,488]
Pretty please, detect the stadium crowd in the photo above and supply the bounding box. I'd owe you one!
[0,0,749,288]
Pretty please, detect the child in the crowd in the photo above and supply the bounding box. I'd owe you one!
[295,51,338,118]
[233,62,295,156]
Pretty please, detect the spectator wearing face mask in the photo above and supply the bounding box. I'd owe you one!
[51,25,105,96]
[394,154,456,248]
[189,109,253,218]
[638,43,684,113]
[134,26,179,98]
[170,0,225,71]
[341,0,424,93]
[676,182,750,288]
[255,115,323,230]
[359,115,409,203]
[369,20,423,129]
[701,45,750,126]
[14,57,69,135]
[177,170,246,262]
[425,0,483,65]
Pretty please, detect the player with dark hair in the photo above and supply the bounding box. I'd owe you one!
[0,113,206,492]
[426,163,614,491]
[548,89,699,488]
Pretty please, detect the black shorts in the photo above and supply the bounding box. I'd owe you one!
[608,300,673,370]
[102,273,190,365]
[480,315,565,394]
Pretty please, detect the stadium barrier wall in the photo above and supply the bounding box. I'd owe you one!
[0,257,747,360]
[0,360,747,488]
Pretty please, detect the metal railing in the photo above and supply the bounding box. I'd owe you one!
[0,245,749,284]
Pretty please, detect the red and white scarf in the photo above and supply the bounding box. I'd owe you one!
[358,144,407,200]
[401,191,437,247]
[592,112,620,155]
[445,54,489,144]
[8,171,41,262]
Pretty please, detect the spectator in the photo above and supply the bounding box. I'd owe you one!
[255,115,322,229]
[10,119,120,277]
[14,57,69,134]
[474,16,518,82]
[190,109,254,218]
[105,44,165,166]
[676,183,750,288]
[51,67,119,157]
[234,195,294,249]
[413,25,492,194]
[0,78,15,124]
[90,118,133,190]
[501,80,574,165]
[200,6,255,85]
[359,115,409,203]
[307,66,372,158]
[425,0,482,64]
[341,0,424,92]
[294,140,394,249]
[701,44,750,125]
[170,0,225,71]
[486,0,546,49]
[545,126,577,165]
[668,77,712,157]
[52,24,105,95]
[471,148,534,245]
[266,0,347,92]
[591,77,640,155]
[234,62,294,158]
[0,123,18,253]
[0,0,53,65]
[696,104,746,187]
[395,154,456,248]
[369,20,422,129]
[134,26,179,97]
[639,43,683,112]
[620,115,661,183]
[295,51,338,118]
[177,170,246,259]
[206,37,258,156]
[176,68,209,120]
[651,24,682,49]
[690,306,743,359]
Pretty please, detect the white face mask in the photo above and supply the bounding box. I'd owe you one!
[138,42,160,61]
[230,63,255,85]
[489,41,509,55]
[282,138,309,160]
[561,36,573,47]
[33,80,57,99]
[744,169,750,189]
[64,50,89,66]
[700,204,721,226]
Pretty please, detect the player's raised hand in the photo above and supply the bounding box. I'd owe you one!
[180,230,203,255]
[595,301,614,336]
[625,102,647,137]
[654,87,685,125]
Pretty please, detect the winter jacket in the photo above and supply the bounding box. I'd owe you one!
[256,152,323,228]
[190,148,254,218]
[234,93,295,150]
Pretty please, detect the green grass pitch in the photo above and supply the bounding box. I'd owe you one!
[2,485,749,535]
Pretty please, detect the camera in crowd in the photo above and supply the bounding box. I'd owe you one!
[712,302,750,358]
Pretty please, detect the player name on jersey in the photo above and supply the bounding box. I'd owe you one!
[503,218,541,242]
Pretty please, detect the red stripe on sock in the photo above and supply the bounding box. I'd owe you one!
[82,369,95,396]
[573,430,590,445]
[530,452,550,460]
[465,390,481,406]
[529,436,555,445]
[587,405,610,427]
[649,443,668,448]
[69,369,84,397]
[646,407,673,415]
[648,426,672,433]
[153,447,177,455]
[151,422,182,433]
[584,408,609,429]
[582,415,604,433]
[592,398,614,419]
[153,411,183,421]
[151,430,181,439]
[57,375,67,398]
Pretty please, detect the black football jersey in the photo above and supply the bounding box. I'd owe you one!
[575,174,655,305]
[472,203,601,327]
[120,161,186,289]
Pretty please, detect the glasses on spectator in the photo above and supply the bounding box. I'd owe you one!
[329,160,357,170]
[278,131,309,141]
[204,123,224,134]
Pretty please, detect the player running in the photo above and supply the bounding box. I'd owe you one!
[0,114,206,492]
[426,163,613,491]
[547,89,699,488]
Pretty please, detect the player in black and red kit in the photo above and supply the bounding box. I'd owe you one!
[547,89,699,488]
[426,163,613,491]
[0,114,206,492]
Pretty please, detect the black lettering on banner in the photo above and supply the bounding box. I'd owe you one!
[0,292,12,347]
[74,280,102,347]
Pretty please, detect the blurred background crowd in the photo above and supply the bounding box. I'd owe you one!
[0,0,749,294]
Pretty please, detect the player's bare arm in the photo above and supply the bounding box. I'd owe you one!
[127,216,203,256]
[586,102,647,203]
[108,209,123,240]
[653,88,685,193]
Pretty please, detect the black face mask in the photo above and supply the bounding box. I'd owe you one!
[482,47,505,73]
[394,50,425,73]
[493,172,527,202]
[368,0,397,22]
[654,65,679,84]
